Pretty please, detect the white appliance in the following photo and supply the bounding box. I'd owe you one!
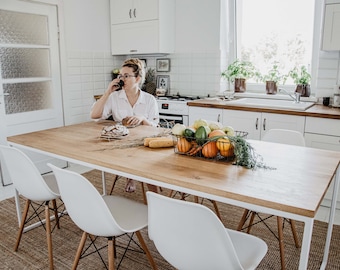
[157,95,203,128]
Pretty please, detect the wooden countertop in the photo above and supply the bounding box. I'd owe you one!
[187,99,340,119]
[7,121,340,218]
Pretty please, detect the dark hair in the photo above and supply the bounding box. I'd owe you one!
[122,58,146,86]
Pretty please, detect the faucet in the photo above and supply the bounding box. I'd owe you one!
[279,88,301,103]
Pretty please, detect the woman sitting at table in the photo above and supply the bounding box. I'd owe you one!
[91,58,159,193]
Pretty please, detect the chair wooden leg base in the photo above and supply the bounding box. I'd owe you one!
[135,231,157,270]
[238,210,300,270]
[14,199,30,252]
[15,199,56,270]
[108,237,115,270]
[72,231,88,270]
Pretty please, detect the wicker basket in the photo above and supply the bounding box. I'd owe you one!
[173,131,248,162]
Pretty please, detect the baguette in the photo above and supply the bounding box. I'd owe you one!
[144,137,164,146]
[148,138,175,148]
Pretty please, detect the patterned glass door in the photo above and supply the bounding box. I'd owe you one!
[0,0,65,185]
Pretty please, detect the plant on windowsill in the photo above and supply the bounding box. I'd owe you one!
[221,59,257,93]
[287,65,311,97]
[258,64,287,95]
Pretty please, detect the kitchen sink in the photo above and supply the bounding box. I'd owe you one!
[225,98,315,111]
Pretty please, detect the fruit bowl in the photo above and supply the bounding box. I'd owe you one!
[173,131,248,162]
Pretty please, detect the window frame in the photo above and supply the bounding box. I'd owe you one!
[224,0,323,95]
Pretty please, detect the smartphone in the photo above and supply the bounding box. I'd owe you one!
[115,80,124,90]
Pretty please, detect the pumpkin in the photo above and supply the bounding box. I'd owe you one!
[176,137,192,153]
[208,129,225,138]
[216,137,234,157]
[202,141,218,158]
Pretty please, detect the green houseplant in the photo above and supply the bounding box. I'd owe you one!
[259,64,287,94]
[221,59,257,92]
[287,65,311,97]
[111,68,120,80]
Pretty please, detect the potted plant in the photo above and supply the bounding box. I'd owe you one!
[259,64,287,95]
[221,59,256,92]
[287,65,311,97]
[112,68,120,80]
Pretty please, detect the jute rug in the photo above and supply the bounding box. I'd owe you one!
[1,169,340,269]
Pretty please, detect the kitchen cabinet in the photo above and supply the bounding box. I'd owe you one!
[188,107,222,126]
[110,0,175,55]
[305,117,340,207]
[110,0,158,24]
[222,110,305,140]
[322,2,340,50]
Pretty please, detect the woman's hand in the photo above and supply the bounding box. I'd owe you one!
[123,115,147,126]
[106,79,122,94]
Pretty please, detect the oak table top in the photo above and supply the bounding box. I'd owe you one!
[7,120,340,218]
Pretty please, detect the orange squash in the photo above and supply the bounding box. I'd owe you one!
[176,137,192,153]
[202,141,218,158]
[216,137,234,157]
[208,129,225,138]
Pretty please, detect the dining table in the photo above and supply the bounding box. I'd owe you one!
[7,120,340,270]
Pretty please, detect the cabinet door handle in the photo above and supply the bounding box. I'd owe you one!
[129,9,132,18]
[133,8,136,18]
[217,114,220,122]
[263,118,266,130]
[255,118,259,130]
[130,49,138,52]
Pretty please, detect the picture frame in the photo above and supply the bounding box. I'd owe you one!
[156,75,170,92]
[140,58,147,69]
[156,58,171,72]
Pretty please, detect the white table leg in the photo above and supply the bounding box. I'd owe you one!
[320,166,340,270]
[299,218,314,270]
[102,170,107,195]
[14,188,21,226]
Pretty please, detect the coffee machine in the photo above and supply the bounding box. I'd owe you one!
[333,85,340,107]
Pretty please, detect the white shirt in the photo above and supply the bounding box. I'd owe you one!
[99,90,159,126]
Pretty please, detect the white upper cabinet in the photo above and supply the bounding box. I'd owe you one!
[110,0,158,24]
[322,3,340,50]
[110,0,175,55]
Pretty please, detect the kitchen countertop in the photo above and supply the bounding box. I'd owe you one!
[187,99,340,120]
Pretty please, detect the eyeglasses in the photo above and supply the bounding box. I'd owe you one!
[117,74,136,80]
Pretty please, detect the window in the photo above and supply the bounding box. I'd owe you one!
[227,0,316,92]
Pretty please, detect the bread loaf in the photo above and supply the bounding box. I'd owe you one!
[144,137,174,148]
[148,138,175,148]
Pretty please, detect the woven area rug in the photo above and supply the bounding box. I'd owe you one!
[1,169,340,269]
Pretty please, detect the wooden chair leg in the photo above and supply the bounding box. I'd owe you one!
[168,190,174,197]
[135,231,157,270]
[107,237,115,270]
[237,209,249,231]
[140,182,147,205]
[211,200,222,221]
[247,212,256,233]
[45,201,54,270]
[277,216,285,270]
[52,199,60,229]
[14,199,30,251]
[109,175,120,195]
[72,231,88,270]
[290,219,300,248]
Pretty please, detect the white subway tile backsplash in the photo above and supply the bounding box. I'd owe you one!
[64,49,340,124]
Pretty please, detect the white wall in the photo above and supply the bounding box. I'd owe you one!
[62,0,120,125]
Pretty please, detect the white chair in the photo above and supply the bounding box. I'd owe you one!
[0,145,61,270]
[237,129,305,270]
[48,164,157,270]
[147,191,267,270]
